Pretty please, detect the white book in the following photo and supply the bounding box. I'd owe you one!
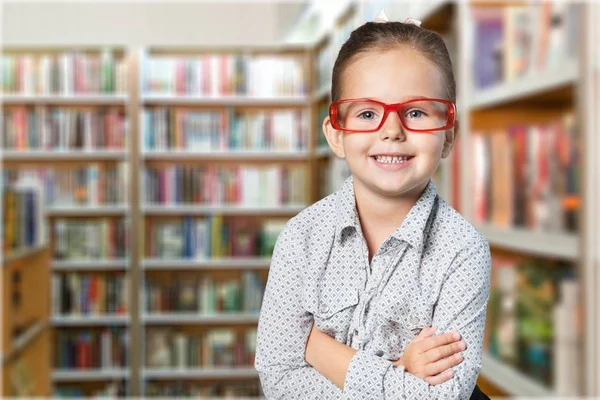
[88,164,99,205]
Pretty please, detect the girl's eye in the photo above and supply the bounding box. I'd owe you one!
[406,109,426,119]
[358,111,377,120]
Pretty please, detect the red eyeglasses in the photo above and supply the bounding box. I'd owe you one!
[329,98,456,133]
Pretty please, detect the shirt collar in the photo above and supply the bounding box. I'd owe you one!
[335,176,438,250]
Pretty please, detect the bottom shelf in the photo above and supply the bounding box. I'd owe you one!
[142,367,258,380]
[480,353,555,397]
[51,369,129,382]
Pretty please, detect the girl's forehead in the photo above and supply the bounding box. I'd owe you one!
[340,48,445,101]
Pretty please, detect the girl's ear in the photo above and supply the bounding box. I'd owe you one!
[441,120,458,159]
[323,116,345,159]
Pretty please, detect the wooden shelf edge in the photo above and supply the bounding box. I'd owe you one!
[480,353,556,397]
[475,224,579,261]
[1,321,47,365]
[3,243,48,265]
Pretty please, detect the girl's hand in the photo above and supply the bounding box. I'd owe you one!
[394,327,466,385]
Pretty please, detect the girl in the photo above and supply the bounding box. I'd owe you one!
[256,10,491,400]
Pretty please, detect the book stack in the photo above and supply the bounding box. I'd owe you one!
[2,183,46,255]
[145,216,285,260]
[4,164,128,206]
[2,107,127,151]
[143,165,306,207]
[145,327,257,369]
[143,54,306,97]
[471,3,579,89]
[55,328,128,369]
[53,382,127,398]
[51,273,129,316]
[144,271,264,314]
[485,254,581,390]
[142,108,307,152]
[1,50,128,95]
[52,218,129,260]
[472,112,579,232]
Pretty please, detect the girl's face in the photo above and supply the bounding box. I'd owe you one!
[323,46,455,201]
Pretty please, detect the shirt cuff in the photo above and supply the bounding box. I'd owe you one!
[343,350,394,399]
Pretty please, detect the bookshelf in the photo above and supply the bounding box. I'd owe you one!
[135,45,316,397]
[2,46,133,397]
[308,0,598,397]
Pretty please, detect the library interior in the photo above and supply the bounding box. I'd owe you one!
[2,0,599,398]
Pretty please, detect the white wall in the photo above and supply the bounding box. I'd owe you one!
[2,1,306,47]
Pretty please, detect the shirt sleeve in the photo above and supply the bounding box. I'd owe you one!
[342,238,492,400]
[255,222,343,399]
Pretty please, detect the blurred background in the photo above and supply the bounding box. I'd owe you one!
[1,0,599,398]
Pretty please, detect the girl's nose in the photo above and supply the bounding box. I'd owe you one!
[378,111,406,141]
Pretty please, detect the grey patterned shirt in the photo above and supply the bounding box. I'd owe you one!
[255,176,491,399]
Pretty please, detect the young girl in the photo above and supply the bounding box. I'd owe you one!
[256,10,491,399]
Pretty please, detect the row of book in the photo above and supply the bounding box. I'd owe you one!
[142,165,307,206]
[53,218,129,260]
[51,273,129,316]
[144,272,264,314]
[142,107,308,152]
[146,328,256,369]
[472,3,579,89]
[55,328,128,369]
[2,107,127,151]
[472,113,579,232]
[4,164,128,206]
[145,216,285,259]
[54,382,126,398]
[1,50,128,94]
[485,255,581,394]
[143,54,307,97]
[2,184,45,254]
[145,381,261,398]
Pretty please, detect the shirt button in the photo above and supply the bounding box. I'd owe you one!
[375,350,384,357]
[410,316,420,325]
[320,304,329,314]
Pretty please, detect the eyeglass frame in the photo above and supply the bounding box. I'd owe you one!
[329,97,457,133]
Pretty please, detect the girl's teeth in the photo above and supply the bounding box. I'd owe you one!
[375,155,410,164]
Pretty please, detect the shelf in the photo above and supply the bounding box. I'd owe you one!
[143,257,271,270]
[2,150,128,161]
[51,315,129,326]
[142,367,258,380]
[313,84,331,101]
[142,204,305,216]
[142,313,260,325]
[1,321,47,365]
[1,93,128,105]
[469,60,578,110]
[141,94,310,107]
[142,150,310,161]
[480,353,556,397]
[52,369,130,382]
[476,224,579,261]
[46,205,128,216]
[3,243,48,264]
[52,259,129,271]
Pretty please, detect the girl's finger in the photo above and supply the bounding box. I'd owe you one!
[425,368,455,386]
[423,341,466,363]
[414,326,437,342]
[424,352,464,376]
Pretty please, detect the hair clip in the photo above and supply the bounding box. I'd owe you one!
[403,17,422,27]
[373,9,390,23]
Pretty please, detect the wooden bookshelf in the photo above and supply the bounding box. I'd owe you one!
[2,245,51,397]
[2,45,133,397]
